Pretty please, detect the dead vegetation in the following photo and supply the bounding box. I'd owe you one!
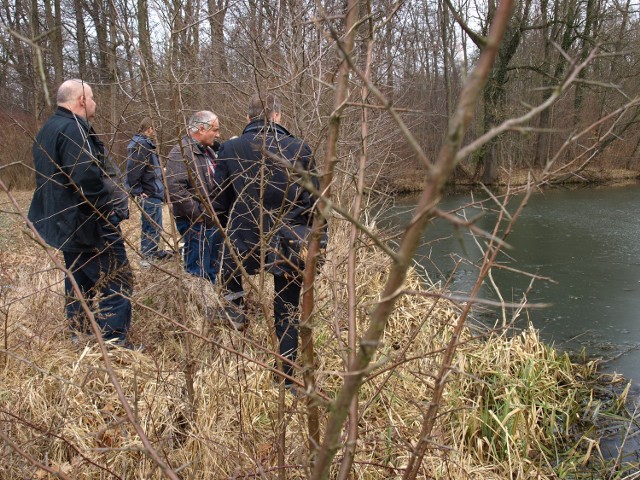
[0,191,635,479]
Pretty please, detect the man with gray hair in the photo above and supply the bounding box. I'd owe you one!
[28,79,133,347]
[166,111,222,283]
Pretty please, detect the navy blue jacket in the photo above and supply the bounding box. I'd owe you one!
[28,107,128,252]
[126,134,164,199]
[213,120,318,272]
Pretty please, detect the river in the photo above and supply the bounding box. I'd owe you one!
[383,184,640,384]
[382,183,640,474]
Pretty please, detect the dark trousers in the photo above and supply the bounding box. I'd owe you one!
[63,225,133,341]
[223,255,302,384]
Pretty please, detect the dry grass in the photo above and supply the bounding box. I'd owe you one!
[0,190,630,479]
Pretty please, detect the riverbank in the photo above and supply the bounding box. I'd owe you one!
[1,189,638,478]
[386,166,640,195]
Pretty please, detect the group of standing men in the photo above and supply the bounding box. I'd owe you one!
[28,79,320,388]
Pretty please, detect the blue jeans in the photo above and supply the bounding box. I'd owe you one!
[176,218,221,284]
[140,196,163,257]
[63,223,133,341]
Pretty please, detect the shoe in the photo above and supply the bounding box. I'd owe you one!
[285,383,304,398]
[222,305,248,332]
[154,250,174,260]
[70,333,91,347]
[106,337,144,352]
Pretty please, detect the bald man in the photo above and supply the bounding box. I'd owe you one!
[28,79,134,347]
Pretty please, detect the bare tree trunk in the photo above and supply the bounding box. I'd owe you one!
[29,0,41,118]
[440,0,452,116]
[338,12,374,480]
[573,0,598,125]
[86,1,109,82]
[478,0,530,184]
[108,0,117,127]
[43,0,63,86]
[302,0,360,476]
[534,0,577,167]
[207,0,229,78]
[312,0,515,477]
[73,0,88,79]
[137,0,153,87]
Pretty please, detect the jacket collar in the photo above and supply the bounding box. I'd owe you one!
[183,135,214,157]
[56,106,92,131]
[243,119,291,137]
[132,133,156,148]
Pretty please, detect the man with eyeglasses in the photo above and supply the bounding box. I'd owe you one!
[166,111,222,283]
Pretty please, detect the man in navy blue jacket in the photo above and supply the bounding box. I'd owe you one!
[28,79,133,346]
[126,117,171,262]
[213,93,319,389]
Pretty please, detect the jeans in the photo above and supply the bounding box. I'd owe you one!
[63,224,133,341]
[175,218,221,284]
[140,196,163,257]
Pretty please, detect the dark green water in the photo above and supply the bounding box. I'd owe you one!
[382,183,640,462]
[384,184,640,385]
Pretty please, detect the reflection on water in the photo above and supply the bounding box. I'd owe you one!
[382,184,640,385]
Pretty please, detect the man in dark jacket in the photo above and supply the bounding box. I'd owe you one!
[126,117,171,263]
[166,111,222,283]
[213,93,319,389]
[28,79,133,345]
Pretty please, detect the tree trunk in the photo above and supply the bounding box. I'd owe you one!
[207,0,229,78]
[74,0,88,79]
[137,0,153,86]
[573,0,598,126]
[478,0,530,184]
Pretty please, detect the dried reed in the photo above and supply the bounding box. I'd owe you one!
[0,191,631,478]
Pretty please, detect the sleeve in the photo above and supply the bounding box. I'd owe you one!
[126,141,146,196]
[166,143,205,222]
[284,139,318,225]
[102,153,130,220]
[211,142,236,218]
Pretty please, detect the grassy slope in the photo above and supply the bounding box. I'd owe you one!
[0,190,633,479]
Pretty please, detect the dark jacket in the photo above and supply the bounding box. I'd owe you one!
[28,107,129,252]
[126,134,164,199]
[213,120,318,271]
[166,135,217,226]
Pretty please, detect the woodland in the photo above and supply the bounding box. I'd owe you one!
[0,0,639,189]
[1,0,640,478]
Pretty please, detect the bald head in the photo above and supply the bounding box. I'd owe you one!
[57,79,96,121]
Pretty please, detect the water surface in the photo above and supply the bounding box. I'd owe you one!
[384,184,640,384]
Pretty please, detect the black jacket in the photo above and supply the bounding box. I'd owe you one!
[166,135,218,226]
[28,107,128,252]
[126,134,164,199]
[213,120,318,271]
